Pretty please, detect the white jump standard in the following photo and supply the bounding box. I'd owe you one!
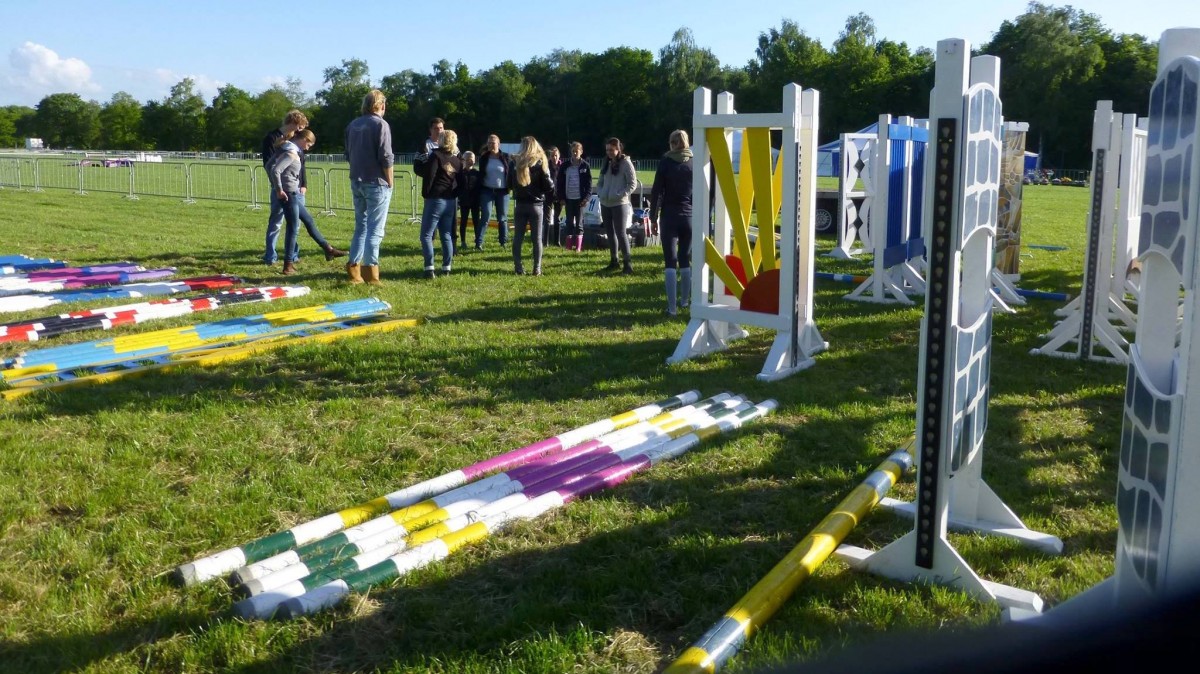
[833,39,1061,614]
[1011,27,1200,624]
[668,84,827,382]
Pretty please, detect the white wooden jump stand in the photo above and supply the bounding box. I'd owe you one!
[833,40,1061,615]
[844,115,930,304]
[1033,101,1149,364]
[668,84,827,382]
[1009,26,1200,625]
[827,131,875,260]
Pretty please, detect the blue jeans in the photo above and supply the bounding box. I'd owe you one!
[479,188,510,246]
[263,191,292,264]
[420,197,457,270]
[349,181,392,266]
[295,192,330,252]
[279,191,302,265]
[265,192,327,262]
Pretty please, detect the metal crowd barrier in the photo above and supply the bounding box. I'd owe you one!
[0,157,419,224]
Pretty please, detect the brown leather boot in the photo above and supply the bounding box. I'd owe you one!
[364,265,382,286]
[346,262,363,284]
[323,244,348,261]
[282,261,297,275]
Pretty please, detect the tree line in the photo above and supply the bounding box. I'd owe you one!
[0,3,1160,169]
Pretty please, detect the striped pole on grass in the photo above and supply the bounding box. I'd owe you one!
[272,399,779,620]
[232,398,751,619]
[0,276,240,314]
[0,286,310,344]
[1,298,388,375]
[665,439,917,674]
[0,308,395,392]
[232,395,742,591]
[815,272,1069,302]
[0,316,421,401]
[0,268,177,296]
[0,255,68,273]
[172,390,703,586]
[0,263,144,285]
[11,262,144,279]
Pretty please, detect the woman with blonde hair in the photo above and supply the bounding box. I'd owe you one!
[649,129,694,315]
[509,136,555,275]
[413,129,463,278]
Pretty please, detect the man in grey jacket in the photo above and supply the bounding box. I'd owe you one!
[344,89,395,285]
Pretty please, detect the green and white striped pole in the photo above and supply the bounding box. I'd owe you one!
[173,391,701,585]
[231,399,749,619]
[271,400,778,620]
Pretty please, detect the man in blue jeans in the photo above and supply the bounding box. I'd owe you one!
[476,134,511,248]
[261,109,308,265]
[344,89,395,285]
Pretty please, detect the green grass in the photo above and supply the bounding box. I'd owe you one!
[0,183,1121,673]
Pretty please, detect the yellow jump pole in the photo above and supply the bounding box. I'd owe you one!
[666,439,916,674]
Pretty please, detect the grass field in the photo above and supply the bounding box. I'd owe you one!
[0,183,1122,673]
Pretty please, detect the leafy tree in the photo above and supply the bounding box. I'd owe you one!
[206,84,257,151]
[469,61,532,145]
[656,28,723,139]
[742,19,829,115]
[33,93,100,149]
[0,112,15,148]
[575,47,656,157]
[0,106,35,147]
[139,79,207,151]
[983,2,1105,167]
[511,49,581,152]
[98,92,143,149]
[380,60,472,152]
[1089,32,1157,118]
[313,58,372,153]
[139,101,170,150]
[253,86,300,141]
[282,76,312,109]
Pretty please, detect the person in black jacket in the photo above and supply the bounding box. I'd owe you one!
[457,151,481,253]
[476,134,512,248]
[542,145,565,246]
[510,136,555,276]
[559,141,592,252]
[413,130,463,279]
[649,129,694,316]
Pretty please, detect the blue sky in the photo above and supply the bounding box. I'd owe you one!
[1,0,1194,107]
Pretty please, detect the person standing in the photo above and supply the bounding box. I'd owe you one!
[421,117,444,155]
[260,109,307,266]
[542,145,564,247]
[649,129,694,315]
[457,151,481,253]
[343,89,394,286]
[596,137,637,274]
[291,130,347,264]
[510,136,554,276]
[266,133,311,275]
[414,130,463,279]
[477,134,512,249]
[559,141,592,252]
